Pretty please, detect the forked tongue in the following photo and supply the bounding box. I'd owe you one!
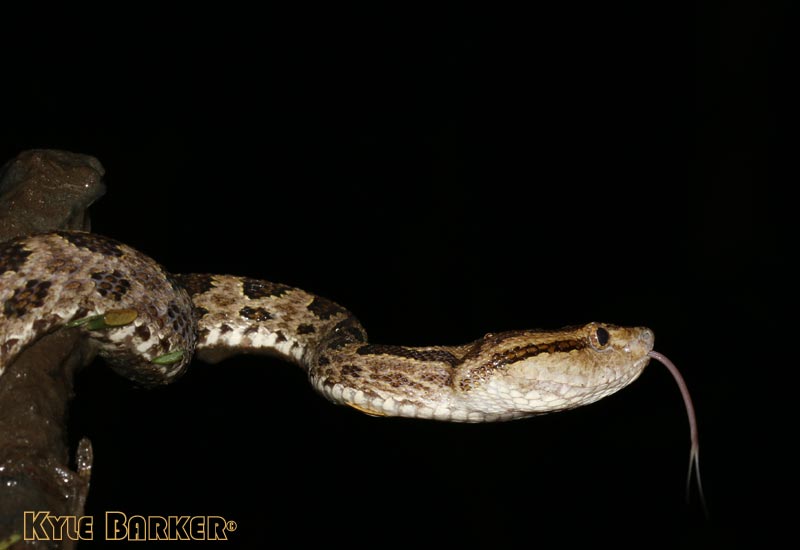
[647,351,708,517]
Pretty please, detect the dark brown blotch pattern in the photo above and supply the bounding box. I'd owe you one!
[173,273,215,296]
[340,364,362,378]
[324,317,367,350]
[0,241,32,275]
[194,306,210,318]
[3,279,52,317]
[297,323,316,334]
[373,372,422,389]
[135,324,151,341]
[166,301,189,335]
[239,306,273,322]
[307,296,347,320]
[90,269,131,301]
[57,231,125,257]
[242,278,290,299]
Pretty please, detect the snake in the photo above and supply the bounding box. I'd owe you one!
[0,231,704,502]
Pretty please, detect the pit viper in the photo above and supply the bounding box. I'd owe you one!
[0,230,705,506]
[0,230,663,422]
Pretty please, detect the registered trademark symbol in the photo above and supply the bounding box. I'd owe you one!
[226,520,237,532]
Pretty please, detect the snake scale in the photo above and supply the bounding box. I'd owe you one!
[0,230,661,423]
[1,229,707,509]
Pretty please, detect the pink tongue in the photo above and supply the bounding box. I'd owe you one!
[647,351,707,515]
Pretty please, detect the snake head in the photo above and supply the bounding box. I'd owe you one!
[453,323,655,418]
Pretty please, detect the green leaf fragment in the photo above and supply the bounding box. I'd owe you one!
[103,309,139,326]
[65,308,138,330]
[152,349,185,365]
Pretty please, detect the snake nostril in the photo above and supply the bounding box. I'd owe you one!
[640,329,655,348]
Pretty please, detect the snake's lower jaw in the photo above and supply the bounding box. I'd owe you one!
[454,353,654,418]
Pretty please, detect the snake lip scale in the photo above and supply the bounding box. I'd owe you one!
[0,230,703,505]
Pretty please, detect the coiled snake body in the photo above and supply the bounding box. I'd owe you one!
[0,231,656,422]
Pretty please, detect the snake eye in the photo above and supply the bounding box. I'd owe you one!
[589,324,611,351]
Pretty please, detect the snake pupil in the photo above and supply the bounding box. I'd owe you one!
[596,327,609,347]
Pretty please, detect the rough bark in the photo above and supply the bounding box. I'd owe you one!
[0,150,106,549]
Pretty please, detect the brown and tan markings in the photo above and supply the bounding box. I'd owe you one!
[459,335,588,390]
[340,364,362,378]
[307,296,347,320]
[1,231,661,429]
[56,230,124,257]
[172,273,215,296]
[242,278,290,299]
[239,306,273,322]
[489,338,587,369]
[0,241,32,274]
[194,306,210,318]
[355,344,459,367]
[166,302,191,335]
[3,279,52,317]
[134,324,151,341]
[373,372,422,390]
[297,323,316,334]
[323,319,367,350]
[90,269,132,301]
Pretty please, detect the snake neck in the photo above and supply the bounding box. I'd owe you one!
[176,274,365,370]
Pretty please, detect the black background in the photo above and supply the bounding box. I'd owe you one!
[0,3,792,548]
